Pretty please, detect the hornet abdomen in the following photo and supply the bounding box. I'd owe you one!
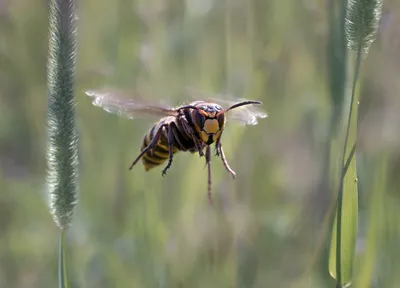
[141,119,177,171]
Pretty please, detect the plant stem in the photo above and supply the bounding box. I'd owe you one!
[336,42,362,285]
[58,229,68,288]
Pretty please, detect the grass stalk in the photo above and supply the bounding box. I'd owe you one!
[334,43,361,287]
[58,230,68,288]
[329,0,383,286]
[46,0,78,286]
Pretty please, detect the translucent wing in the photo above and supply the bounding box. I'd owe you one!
[185,88,268,126]
[215,98,267,125]
[85,87,179,119]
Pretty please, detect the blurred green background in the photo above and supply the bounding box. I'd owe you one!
[1,0,400,287]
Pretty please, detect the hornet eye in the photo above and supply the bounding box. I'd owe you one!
[217,113,225,127]
[193,110,206,129]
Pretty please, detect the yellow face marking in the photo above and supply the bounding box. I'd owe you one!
[203,119,219,134]
[212,130,222,143]
[200,131,209,143]
[200,130,222,144]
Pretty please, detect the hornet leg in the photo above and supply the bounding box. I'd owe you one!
[129,124,168,170]
[162,124,175,177]
[216,141,236,179]
[195,138,205,157]
[205,145,213,205]
[214,144,220,157]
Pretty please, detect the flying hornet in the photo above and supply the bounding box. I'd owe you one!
[85,87,267,204]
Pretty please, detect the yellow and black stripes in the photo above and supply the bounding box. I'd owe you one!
[140,121,178,171]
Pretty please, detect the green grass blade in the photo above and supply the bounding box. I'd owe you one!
[328,0,383,284]
[329,151,358,287]
[329,43,361,287]
[329,64,360,288]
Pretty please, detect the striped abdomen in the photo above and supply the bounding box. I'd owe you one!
[141,119,179,171]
